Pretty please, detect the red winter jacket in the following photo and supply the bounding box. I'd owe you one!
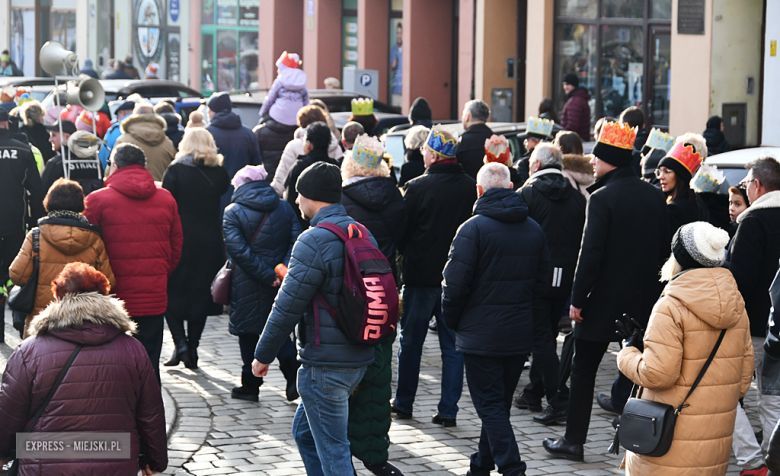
[0,293,168,475]
[560,87,592,141]
[84,165,182,317]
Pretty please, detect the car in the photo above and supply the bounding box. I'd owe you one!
[239,89,399,114]
[40,79,201,113]
[330,111,410,136]
[382,121,567,175]
[0,76,81,89]
[703,147,780,191]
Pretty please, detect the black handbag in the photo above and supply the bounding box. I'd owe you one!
[7,229,40,315]
[5,344,82,476]
[611,328,727,457]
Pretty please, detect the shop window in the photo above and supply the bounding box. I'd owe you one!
[52,10,76,52]
[553,24,597,126]
[556,0,597,19]
[602,0,643,19]
[600,26,644,118]
[201,0,258,94]
[343,0,358,71]
[388,2,403,107]
[652,0,672,19]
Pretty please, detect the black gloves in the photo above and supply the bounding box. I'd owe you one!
[615,313,644,351]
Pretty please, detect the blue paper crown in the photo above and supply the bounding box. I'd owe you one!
[351,135,384,169]
[426,129,457,158]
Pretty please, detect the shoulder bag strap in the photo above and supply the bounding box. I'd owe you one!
[675,328,727,415]
[24,344,83,433]
[32,228,40,258]
[248,212,271,245]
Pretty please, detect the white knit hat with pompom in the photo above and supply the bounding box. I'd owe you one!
[672,221,729,269]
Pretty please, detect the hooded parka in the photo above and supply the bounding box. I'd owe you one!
[617,267,754,476]
[9,215,116,334]
[114,114,176,181]
[0,292,168,475]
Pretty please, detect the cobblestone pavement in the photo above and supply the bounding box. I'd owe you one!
[1,310,760,475]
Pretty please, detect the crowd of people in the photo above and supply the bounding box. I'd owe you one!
[0,55,776,476]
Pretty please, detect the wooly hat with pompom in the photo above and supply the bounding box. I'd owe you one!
[672,221,729,270]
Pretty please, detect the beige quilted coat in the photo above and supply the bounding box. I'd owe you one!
[617,267,754,476]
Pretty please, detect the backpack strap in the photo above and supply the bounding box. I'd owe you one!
[315,222,348,241]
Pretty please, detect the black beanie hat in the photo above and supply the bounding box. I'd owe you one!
[206,91,232,113]
[563,73,579,88]
[593,142,633,168]
[641,148,666,179]
[409,97,432,122]
[296,162,342,203]
[658,154,693,183]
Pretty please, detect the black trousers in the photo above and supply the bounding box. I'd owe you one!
[464,353,527,476]
[563,338,633,444]
[165,310,208,349]
[238,334,296,375]
[132,314,164,386]
[523,295,569,410]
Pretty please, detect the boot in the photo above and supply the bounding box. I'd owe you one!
[164,338,191,367]
[278,357,300,401]
[231,372,263,402]
[184,340,198,370]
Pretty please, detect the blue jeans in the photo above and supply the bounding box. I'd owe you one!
[292,364,367,476]
[394,285,463,419]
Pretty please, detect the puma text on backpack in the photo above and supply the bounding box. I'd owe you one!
[312,222,399,347]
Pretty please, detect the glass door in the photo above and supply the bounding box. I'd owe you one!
[647,26,671,129]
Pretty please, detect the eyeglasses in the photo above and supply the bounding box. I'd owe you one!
[739,179,756,188]
[654,168,672,178]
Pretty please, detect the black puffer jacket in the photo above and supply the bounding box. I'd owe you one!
[342,176,407,277]
[667,189,709,237]
[442,187,551,356]
[571,166,669,342]
[253,118,297,180]
[223,180,301,336]
[729,191,780,337]
[0,128,46,236]
[456,123,493,179]
[400,162,477,288]
[399,149,425,188]
[520,169,586,297]
[703,127,730,156]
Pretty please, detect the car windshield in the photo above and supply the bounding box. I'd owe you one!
[384,135,405,169]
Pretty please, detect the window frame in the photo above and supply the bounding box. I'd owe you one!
[200,0,259,95]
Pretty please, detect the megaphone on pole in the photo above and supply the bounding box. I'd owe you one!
[66,78,105,112]
[39,41,78,76]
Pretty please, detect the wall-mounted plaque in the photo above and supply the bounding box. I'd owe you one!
[678,0,705,35]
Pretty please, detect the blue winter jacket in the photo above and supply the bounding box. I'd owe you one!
[255,203,377,368]
[206,111,263,213]
[442,187,552,357]
[223,180,301,336]
[98,115,131,169]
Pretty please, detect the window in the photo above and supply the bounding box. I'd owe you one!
[200,0,259,95]
[554,0,672,133]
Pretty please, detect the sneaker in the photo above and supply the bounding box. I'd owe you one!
[740,467,768,476]
[513,393,542,412]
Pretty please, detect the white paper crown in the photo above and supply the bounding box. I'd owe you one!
[691,163,725,193]
[526,117,554,138]
[645,128,675,152]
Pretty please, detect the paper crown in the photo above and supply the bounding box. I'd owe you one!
[645,128,675,152]
[666,141,703,176]
[276,51,302,69]
[484,135,511,164]
[426,128,457,158]
[598,121,637,150]
[351,98,374,116]
[351,134,385,169]
[526,117,555,138]
[691,163,725,193]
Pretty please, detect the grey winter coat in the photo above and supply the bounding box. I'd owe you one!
[254,203,376,368]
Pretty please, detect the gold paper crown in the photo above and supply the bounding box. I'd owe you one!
[351,98,374,116]
[598,122,637,150]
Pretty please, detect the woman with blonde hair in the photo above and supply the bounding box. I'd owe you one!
[161,128,230,368]
[19,99,55,163]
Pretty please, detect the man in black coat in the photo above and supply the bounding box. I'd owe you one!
[543,121,668,462]
[456,100,493,179]
[254,117,297,179]
[394,127,477,427]
[517,144,586,426]
[730,157,780,339]
[0,108,46,341]
[442,163,550,476]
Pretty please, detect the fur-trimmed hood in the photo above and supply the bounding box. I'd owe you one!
[737,190,780,224]
[29,292,136,340]
[562,154,594,175]
[119,113,168,146]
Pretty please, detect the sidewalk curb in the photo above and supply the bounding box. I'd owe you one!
[161,384,176,439]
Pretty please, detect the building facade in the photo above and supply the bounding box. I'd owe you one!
[0,0,775,147]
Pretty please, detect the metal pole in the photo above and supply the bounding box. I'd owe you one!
[55,76,68,179]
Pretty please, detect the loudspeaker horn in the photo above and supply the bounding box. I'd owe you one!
[66,78,105,112]
[39,41,78,76]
